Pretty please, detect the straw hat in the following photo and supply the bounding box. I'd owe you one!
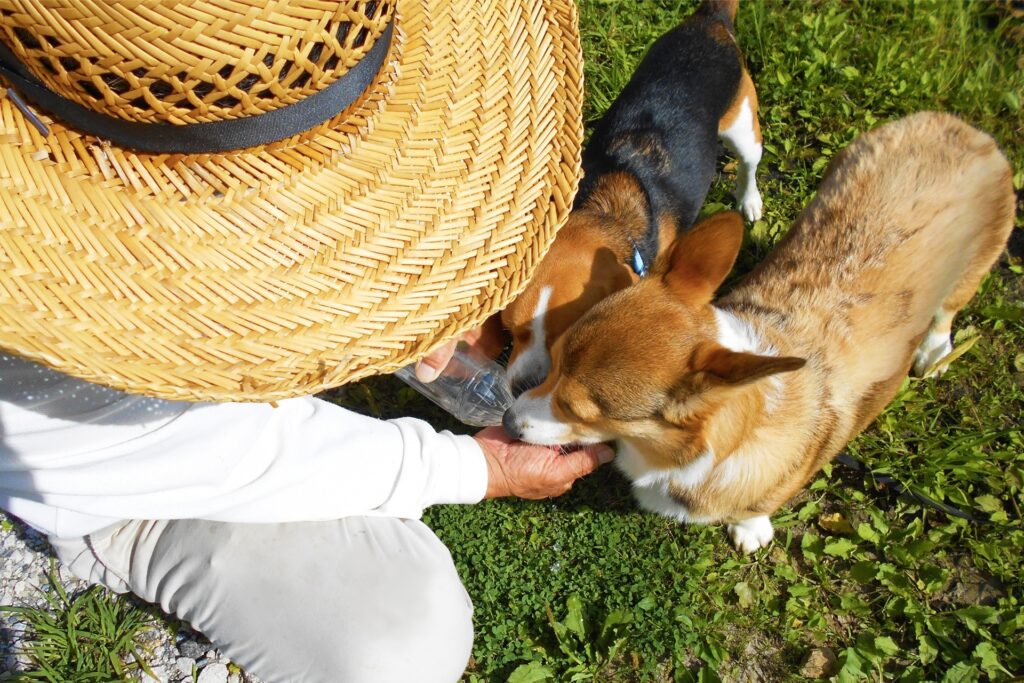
[0,0,583,401]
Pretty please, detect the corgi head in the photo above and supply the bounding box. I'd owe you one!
[501,173,655,393]
[503,212,805,459]
[501,227,635,393]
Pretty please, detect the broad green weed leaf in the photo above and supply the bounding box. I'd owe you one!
[798,500,821,522]
[508,661,556,683]
[906,538,935,559]
[698,666,722,683]
[599,608,633,646]
[974,494,1003,514]
[546,604,567,644]
[733,582,755,608]
[942,662,980,683]
[848,561,877,583]
[855,523,880,544]
[874,636,899,656]
[917,564,948,594]
[774,563,798,582]
[973,641,1008,678]
[998,613,1022,637]
[824,538,857,557]
[953,325,979,344]
[635,595,656,611]
[1004,90,1021,111]
[956,605,1000,630]
[564,595,586,640]
[980,305,1023,322]
[837,647,866,683]
[801,532,823,561]
[788,583,814,598]
[918,634,939,665]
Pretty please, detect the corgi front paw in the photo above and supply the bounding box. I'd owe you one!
[737,188,763,222]
[727,515,774,554]
[912,330,953,378]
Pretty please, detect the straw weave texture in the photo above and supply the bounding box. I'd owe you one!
[0,0,584,401]
[0,0,392,124]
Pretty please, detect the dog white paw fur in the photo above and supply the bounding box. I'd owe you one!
[727,515,774,554]
[738,188,763,223]
[912,329,953,378]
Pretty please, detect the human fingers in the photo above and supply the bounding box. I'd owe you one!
[551,443,615,483]
[415,339,458,382]
[506,441,614,499]
[415,316,508,382]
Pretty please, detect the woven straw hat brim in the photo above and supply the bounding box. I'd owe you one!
[0,0,583,401]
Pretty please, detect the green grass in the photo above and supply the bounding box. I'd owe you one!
[8,1,1022,681]
[0,564,156,682]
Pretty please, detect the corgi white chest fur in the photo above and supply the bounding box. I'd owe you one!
[616,440,777,553]
[615,441,717,525]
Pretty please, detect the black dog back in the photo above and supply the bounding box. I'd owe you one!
[577,5,743,264]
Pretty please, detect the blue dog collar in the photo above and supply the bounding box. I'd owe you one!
[628,236,648,277]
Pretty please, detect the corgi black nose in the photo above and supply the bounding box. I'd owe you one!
[502,408,523,440]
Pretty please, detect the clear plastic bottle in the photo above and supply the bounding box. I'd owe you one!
[395,343,513,427]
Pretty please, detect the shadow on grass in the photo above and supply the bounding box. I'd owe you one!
[547,464,639,515]
[1006,224,1024,261]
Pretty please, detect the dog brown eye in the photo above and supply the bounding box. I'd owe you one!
[515,329,533,345]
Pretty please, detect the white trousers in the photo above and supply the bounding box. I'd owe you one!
[50,517,474,683]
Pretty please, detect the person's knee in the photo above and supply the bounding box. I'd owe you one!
[125,517,475,683]
[325,554,475,682]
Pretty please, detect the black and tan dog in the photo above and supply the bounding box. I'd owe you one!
[502,0,763,392]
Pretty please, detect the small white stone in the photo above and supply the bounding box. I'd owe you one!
[176,656,197,678]
[142,664,170,682]
[197,662,229,683]
[3,653,22,672]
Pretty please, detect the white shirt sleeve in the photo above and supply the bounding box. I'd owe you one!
[0,354,489,538]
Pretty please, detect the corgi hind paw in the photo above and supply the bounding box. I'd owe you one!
[737,189,763,222]
[727,515,774,554]
[912,330,953,378]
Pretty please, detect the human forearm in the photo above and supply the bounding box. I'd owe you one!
[1,357,488,536]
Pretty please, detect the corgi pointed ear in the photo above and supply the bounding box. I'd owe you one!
[693,343,806,386]
[663,211,745,303]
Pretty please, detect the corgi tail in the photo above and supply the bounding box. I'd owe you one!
[698,0,739,24]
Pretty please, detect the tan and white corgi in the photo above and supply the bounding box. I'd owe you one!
[502,0,763,393]
[503,112,1015,552]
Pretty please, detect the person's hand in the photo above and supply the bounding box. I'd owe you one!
[473,426,615,499]
[414,314,507,382]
